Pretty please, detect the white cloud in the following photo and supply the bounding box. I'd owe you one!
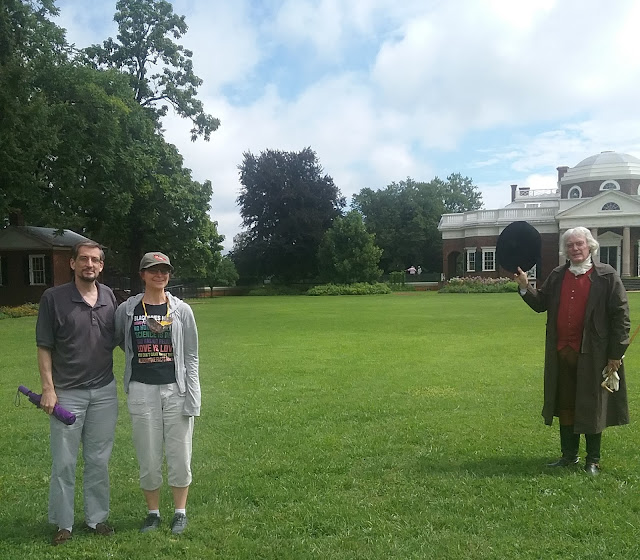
[53,0,640,252]
[173,0,263,94]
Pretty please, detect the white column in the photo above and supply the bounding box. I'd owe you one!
[558,230,564,265]
[591,227,599,263]
[622,226,631,277]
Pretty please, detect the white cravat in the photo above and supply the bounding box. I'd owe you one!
[569,255,593,276]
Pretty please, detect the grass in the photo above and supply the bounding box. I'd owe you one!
[1,292,640,559]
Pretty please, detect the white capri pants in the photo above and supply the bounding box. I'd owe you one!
[127,381,194,490]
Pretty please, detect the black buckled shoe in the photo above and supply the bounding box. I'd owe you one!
[546,456,579,467]
[584,462,600,476]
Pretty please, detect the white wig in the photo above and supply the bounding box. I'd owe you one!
[561,227,599,258]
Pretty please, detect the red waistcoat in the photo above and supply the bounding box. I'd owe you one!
[556,267,593,351]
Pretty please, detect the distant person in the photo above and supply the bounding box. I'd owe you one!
[417,266,422,275]
[514,227,630,475]
[115,252,201,534]
[36,241,118,546]
[406,266,417,275]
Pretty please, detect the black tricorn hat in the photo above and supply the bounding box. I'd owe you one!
[496,221,541,273]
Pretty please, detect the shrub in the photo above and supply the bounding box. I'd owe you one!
[389,271,405,286]
[307,282,392,296]
[438,276,519,293]
[247,285,310,296]
[389,283,416,292]
[0,303,39,319]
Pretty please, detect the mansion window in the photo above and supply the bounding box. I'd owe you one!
[568,186,582,199]
[29,254,46,285]
[466,249,476,272]
[600,180,620,191]
[482,248,496,272]
[601,202,621,211]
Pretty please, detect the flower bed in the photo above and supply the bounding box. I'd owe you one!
[439,276,518,293]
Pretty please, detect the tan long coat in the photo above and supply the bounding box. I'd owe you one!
[522,262,630,434]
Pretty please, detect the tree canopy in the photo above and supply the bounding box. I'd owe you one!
[1,0,224,288]
[84,0,220,141]
[352,175,482,273]
[233,147,345,282]
[0,0,68,221]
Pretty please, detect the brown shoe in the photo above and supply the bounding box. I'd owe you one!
[89,522,115,536]
[52,528,72,546]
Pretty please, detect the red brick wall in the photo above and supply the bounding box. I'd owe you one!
[0,251,47,306]
[561,179,640,198]
[53,250,73,286]
[443,231,560,282]
[0,249,74,306]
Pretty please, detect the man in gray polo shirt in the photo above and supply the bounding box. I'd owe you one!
[36,241,118,546]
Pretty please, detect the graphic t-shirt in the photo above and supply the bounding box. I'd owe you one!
[130,301,176,385]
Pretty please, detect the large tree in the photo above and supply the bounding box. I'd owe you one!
[1,2,224,289]
[0,0,68,222]
[234,147,345,282]
[317,210,382,284]
[84,0,219,141]
[352,175,482,273]
[98,131,224,291]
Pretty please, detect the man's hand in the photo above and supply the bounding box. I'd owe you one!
[607,358,622,373]
[514,267,529,290]
[40,388,58,415]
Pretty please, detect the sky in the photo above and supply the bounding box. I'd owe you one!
[53,0,640,251]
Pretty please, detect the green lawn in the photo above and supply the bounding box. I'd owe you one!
[1,292,640,559]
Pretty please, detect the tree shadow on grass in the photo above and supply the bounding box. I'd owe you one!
[0,520,54,546]
[0,515,144,547]
[415,454,584,478]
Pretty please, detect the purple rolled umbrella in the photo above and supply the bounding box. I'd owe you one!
[17,385,76,425]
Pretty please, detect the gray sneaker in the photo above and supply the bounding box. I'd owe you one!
[140,513,161,533]
[171,513,188,535]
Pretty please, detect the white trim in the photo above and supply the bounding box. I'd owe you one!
[598,232,622,274]
[29,254,46,286]
[568,186,582,199]
[599,179,620,191]
[465,248,476,272]
[481,247,496,272]
[601,202,621,211]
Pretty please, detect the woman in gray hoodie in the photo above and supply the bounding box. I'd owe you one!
[115,251,200,535]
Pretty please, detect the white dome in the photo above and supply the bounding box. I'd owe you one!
[561,151,640,183]
[574,151,640,168]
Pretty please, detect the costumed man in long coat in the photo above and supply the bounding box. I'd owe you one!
[514,226,630,475]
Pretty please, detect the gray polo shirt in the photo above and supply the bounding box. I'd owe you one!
[36,281,117,390]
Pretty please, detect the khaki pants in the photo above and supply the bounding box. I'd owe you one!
[49,379,118,529]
